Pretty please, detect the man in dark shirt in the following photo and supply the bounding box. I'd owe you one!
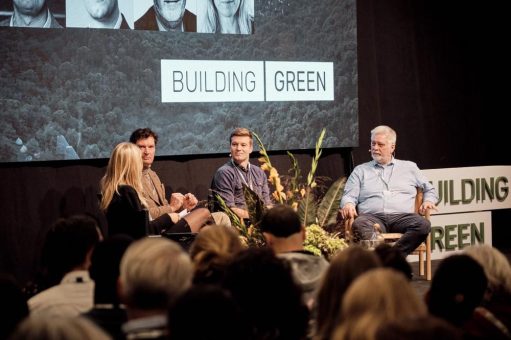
[211,127,271,220]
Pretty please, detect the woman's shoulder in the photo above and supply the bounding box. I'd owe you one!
[117,184,138,196]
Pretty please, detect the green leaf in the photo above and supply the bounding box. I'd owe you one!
[242,184,266,229]
[215,193,246,234]
[297,188,317,226]
[317,177,346,228]
[286,151,301,193]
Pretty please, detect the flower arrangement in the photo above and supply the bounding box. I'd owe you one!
[216,129,348,259]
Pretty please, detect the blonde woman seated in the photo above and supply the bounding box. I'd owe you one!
[199,0,253,34]
[100,142,211,239]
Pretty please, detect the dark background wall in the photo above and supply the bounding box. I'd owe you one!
[0,0,508,285]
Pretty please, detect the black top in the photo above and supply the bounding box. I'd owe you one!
[105,185,188,239]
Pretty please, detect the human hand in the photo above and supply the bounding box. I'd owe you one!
[419,201,437,215]
[340,203,358,219]
[183,193,198,211]
[169,193,185,212]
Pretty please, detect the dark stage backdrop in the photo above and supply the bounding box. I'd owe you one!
[0,0,509,285]
[0,0,358,163]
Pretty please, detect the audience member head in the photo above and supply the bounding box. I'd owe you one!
[464,244,511,300]
[40,214,101,288]
[119,237,193,316]
[89,234,133,305]
[100,142,145,211]
[375,315,462,340]
[261,204,304,253]
[427,254,488,326]
[0,273,29,339]
[315,245,381,340]
[10,315,111,340]
[168,284,248,340]
[222,247,309,340]
[374,243,413,280]
[189,224,245,285]
[334,268,427,340]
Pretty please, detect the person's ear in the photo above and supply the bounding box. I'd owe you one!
[117,278,127,305]
[262,232,273,245]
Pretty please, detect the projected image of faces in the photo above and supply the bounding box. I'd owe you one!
[0,0,63,28]
[134,0,196,32]
[65,0,132,29]
[198,0,253,34]
[155,0,186,23]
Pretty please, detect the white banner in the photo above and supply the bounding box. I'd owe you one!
[265,61,334,101]
[423,166,511,214]
[161,59,334,103]
[412,211,492,261]
[161,60,265,103]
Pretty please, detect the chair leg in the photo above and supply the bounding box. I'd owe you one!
[419,249,424,276]
[426,233,432,281]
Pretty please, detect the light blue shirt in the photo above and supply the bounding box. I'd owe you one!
[340,159,438,214]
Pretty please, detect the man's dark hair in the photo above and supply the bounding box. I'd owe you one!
[129,128,158,145]
[41,215,101,285]
[260,204,302,238]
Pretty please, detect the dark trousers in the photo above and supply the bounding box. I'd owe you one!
[352,213,431,256]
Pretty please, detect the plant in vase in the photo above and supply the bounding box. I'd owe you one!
[215,129,348,259]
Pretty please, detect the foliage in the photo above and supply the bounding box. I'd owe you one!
[220,129,349,259]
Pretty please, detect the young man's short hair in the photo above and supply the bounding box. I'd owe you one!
[260,205,302,238]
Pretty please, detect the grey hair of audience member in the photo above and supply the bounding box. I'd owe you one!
[463,244,511,297]
[119,237,193,310]
[10,315,111,340]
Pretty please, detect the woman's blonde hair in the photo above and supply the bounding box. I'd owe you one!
[200,0,253,34]
[333,268,427,340]
[100,142,146,211]
[190,225,245,284]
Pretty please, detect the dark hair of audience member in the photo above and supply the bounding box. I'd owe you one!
[0,273,29,339]
[374,243,413,280]
[222,247,309,340]
[426,254,488,327]
[314,245,381,340]
[168,284,249,340]
[375,315,463,340]
[24,215,101,298]
[89,234,133,305]
[189,224,245,285]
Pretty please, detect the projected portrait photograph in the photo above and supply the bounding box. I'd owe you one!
[134,0,196,32]
[65,0,132,29]
[197,0,254,34]
[0,0,64,28]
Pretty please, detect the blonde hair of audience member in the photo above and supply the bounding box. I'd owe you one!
[189,224,245,284]
[314,246,381,340]
[201,0,253,34]
[10,315,111,340]
[464,244,511,298]
[100,142,147,211]
[333,268,427,340]
[119,237,193,312]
